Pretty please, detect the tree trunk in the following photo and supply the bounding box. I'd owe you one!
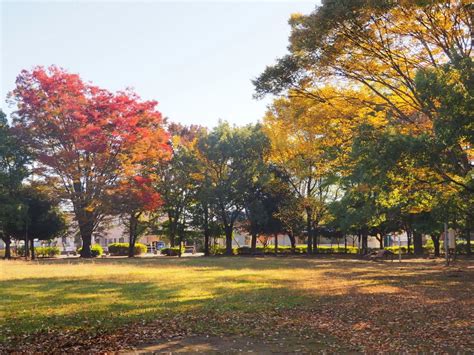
[357,232,361,254]
[3,237,11,259]
[413,230,423,255]
[361,230,368,255]
[204,206,210,256]
[274,233,278,255]
[378,234,383,249]
[30,238,35,260]
[251,232,257,254]
[178,235,183,258]
[204,228,210,257]
[466,220,471,256]
[128,214,138,258]
[80,233,92,258]
[306,207,313,254]
[344,235,347,254]
[169,218,176,247]
[24,230,29,260]
[312,232,318,254]
[128,236,136,257]
[179,218,186,258]
[406,229,412,254]
[78,215,94,258]
[225,225,233,256]
[288,232,296,252]
[432,236,440,257]
[74,205,96,258]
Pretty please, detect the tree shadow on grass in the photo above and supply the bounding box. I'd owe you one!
[319,261,474,298]
[1,277,215,336]
[1,263,473,353]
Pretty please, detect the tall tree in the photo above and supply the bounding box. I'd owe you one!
[262,89,367,253]
[10,66,169,257]
[156,123,202,247]
[196,122,269,255]
[0,110,29,259]
[255,1,473,195]
[241,179,285,253]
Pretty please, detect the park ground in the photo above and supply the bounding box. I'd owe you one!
[1,256,473,353]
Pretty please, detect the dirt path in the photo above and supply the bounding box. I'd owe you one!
[127,336,325,354]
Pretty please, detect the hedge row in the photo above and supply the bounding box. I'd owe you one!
[108,242,147,256]
[385,246,419,254]
[384,244,474,255]
[16,246,61,258]
[35,246,60,258]
[208,245,360,255]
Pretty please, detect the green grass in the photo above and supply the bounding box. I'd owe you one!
[1,256,473,352]
[1,257,311,335]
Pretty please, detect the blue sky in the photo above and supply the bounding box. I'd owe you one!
[1,1,318,127]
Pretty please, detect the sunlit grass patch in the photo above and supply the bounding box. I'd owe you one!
[1,257,473,352]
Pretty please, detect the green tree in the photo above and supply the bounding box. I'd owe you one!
[4,186,66,259]
[241,176,287,253]
[196,122,270,255]
[0,110,29,259]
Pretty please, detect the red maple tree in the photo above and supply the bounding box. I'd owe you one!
[11,66,171,257]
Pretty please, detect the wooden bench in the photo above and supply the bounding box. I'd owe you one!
[369,249,394,262]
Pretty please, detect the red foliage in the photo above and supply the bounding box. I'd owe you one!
[116,176,162,212]
[10,65,171,234]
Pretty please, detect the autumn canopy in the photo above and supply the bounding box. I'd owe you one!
[10,66,171,257]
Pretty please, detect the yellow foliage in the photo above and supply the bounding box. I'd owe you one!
[263,86,385,177]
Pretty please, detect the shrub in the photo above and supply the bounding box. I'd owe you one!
[257,246,272,255]
[424,239,435,252]
[385,246,413,254]
[217,244,399,256]
[270,245,359,254]
[234,246,296,255]
[209,245,237,255]
[77,244,103,257]
[237,246,252,255]
[16,245,26,257]
[35,246,60,258]
[274,246,293,254]
[108,242,147,256]
[17,245,60,258]
[279,248,292,255]
[316,246,332,254]
[345,246,359,254]
[294,246,307,254]
[160,246,184,256]
[456,242,474,255]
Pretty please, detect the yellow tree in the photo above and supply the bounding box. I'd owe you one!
[257,1,471,117]
[256,2,473,252]
[263,86,383,253]
[255,0,472,193]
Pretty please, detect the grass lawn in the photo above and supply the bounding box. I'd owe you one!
[1,256,473,352]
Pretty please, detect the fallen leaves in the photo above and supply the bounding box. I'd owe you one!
[1,258,473,353]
